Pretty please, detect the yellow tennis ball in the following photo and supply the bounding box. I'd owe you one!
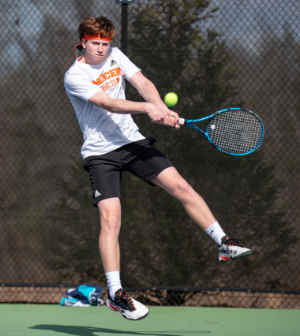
[164,92,178,107]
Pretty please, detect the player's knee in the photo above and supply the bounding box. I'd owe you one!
[101,215,120,236]
[176,179,194,197]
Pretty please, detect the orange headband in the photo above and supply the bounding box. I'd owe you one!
[83,33,111,41]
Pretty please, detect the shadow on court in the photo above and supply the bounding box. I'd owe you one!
[29,325,211,336]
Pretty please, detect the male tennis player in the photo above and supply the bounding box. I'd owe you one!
[64,16,252,321]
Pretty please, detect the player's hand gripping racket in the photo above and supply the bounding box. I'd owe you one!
[177,107,264,155]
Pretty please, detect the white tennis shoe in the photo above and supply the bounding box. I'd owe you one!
[106,288,149,321]
[219,235,252,262]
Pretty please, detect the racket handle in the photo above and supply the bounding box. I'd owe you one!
[178,118,186,125]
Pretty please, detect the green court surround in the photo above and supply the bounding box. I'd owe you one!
[0,304,299,336]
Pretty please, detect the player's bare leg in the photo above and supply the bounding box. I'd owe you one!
[151,167,252,261]
[97,197,149,320]
[98,197,121,273]
[151,167,216,230]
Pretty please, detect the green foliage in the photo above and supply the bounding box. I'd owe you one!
[119,0,296,288]
[44,157,104,284]
[0,97,55,282]
[128,1,240,147]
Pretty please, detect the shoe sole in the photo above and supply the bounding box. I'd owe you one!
[231,250,253,261]
[107,298,149,321]
[219,250,253,262]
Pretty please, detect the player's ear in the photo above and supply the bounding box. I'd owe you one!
[81,38,87,49]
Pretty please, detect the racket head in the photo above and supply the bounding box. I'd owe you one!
[206,108,264,155]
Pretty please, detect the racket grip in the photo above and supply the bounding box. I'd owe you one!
[177,118,186,125]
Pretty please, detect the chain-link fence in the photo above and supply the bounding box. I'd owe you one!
[0,0,299,308]
[1,286,299,309]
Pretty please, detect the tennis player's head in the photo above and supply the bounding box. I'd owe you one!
[75,16,116,64]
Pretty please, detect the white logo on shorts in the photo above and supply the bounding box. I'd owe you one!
[94,190,101,198]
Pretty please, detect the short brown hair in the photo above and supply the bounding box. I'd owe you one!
[78,16,116,41]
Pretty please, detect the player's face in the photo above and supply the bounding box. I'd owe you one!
[81,39,110,65]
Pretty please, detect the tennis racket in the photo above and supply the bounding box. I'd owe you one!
[177,107,264,155]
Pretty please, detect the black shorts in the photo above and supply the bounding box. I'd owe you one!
[83,138,173,207]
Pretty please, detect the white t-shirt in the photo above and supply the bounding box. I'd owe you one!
[64,47,145,159]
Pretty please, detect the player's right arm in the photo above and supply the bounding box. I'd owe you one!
[65,67,176,127]
[88,90,167,123]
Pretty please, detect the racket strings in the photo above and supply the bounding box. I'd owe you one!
[207,111,262,154]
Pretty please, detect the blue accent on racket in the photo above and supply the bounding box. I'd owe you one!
[178,107,264,155]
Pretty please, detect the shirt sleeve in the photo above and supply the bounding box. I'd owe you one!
[64,68,100,102]
[115,48,141,81]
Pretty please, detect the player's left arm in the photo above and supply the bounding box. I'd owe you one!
[130,71,180,128]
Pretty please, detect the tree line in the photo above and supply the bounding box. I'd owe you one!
[0,0,298,290]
